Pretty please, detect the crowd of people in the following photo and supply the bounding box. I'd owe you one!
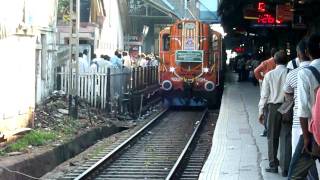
[230,53,262,85]
[243,33,320,179]
[75,49,159,73]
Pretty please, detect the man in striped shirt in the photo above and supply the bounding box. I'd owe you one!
[288,34,320,179]
[284,40,311,155]
[283,40,319,179]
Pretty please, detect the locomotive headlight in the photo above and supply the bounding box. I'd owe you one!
[162,80,173,91]
[204,81,215,92]
[169,67,175,72]
[203,67,209,73]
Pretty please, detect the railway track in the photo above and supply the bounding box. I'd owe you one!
[179,111,217,180]
[62,108,212,180]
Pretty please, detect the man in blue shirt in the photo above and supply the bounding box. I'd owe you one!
[110,50,122,68]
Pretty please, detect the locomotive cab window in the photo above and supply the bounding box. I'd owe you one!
[162,34,170,51]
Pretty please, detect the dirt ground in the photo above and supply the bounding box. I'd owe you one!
[42,104,163,179]
[0,90,162,179]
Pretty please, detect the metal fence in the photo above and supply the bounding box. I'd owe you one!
[55,65,159,115]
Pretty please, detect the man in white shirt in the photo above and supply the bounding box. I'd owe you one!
[139,54,148,67]
[258,50,289,174]
[122,51,132,68]
[149,54,159,66]
[83,49,90,66]
[78,53,89,74]
[90,54,99,72]
[288,34,320,179]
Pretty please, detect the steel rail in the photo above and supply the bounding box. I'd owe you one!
[165,108,208,180]
[74,108,169,180]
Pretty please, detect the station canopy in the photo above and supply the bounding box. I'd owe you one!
[128,0,220,23]
[128,0,179,22]
[198,0,220,24]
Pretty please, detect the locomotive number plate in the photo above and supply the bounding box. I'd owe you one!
[171,77,182,82]
[175,50,203,62]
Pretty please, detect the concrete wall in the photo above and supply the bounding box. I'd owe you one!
[35,28,58,104]
[0,36,36,140]
[0,0,58,139]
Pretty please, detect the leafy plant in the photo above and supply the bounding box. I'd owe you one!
[58,0,70,22]
[0,149,5,156]
[5,130,57,152]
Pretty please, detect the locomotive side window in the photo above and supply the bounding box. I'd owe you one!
[212,34,218,50]
[209,34,219,66]
[162,34,170,51]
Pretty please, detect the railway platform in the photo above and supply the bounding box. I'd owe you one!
[199,73,286,180]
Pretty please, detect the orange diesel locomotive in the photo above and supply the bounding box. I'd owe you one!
[159,20,224,108]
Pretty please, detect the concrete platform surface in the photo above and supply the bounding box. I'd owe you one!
[199,74,286,180]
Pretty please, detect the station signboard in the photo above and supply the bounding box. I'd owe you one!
[292,4,306,29]
[124,35,143,58]
[276,4,293,23]
[175,50,203,63]
[292,14,306,29]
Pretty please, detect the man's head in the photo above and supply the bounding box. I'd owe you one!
[83,49,88,55]
[122,51,128,56]
[104,55,110,60]
[79,53,83,58]
[92,54,97,59]
[307,33,320,60]
[296,39,309,61]
[270,48,277,58]
[273,50,288,65]
[114,49,120,56]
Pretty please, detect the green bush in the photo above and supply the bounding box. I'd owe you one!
[5,130,56,152]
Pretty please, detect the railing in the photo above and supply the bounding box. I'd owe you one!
[55,65,159,116]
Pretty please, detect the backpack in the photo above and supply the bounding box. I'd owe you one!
[307,66,320,145]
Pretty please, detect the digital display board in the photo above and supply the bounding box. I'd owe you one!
[244,2,293,28]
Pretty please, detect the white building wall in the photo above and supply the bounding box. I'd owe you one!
[0,0,58,139]
[0,36,37,139]
[96,0,124,56]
